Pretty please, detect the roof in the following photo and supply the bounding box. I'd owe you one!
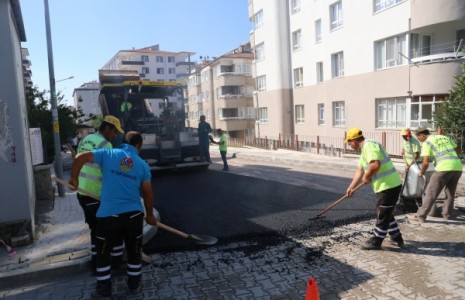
[10,0,26,41]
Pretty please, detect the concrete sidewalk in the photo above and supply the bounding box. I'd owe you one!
[1,146,465,299]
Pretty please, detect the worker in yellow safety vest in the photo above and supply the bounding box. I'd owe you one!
[409,127,463,223]
[400,128,421,170]
[76,115,124,274]
[345,128,404,250]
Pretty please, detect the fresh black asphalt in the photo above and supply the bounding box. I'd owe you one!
[146,169,376,253]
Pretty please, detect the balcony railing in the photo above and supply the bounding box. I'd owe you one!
[411,39,464,64]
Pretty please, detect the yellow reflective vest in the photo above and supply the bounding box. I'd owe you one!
[421,135,462,172]
[359,139,402,193]
[76,132,112,196]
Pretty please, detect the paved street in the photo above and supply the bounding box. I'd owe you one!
[1,147,464,299]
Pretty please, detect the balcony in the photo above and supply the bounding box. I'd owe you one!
[121,60,144,65]
[176,61,195,67]
[411,40,464,64]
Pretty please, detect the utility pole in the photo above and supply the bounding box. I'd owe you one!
[44,0,64,197]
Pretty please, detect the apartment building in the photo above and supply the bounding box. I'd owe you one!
[21,48,32,88]
[186,43,255,139]
[249,0,465,141]
[100,44,194,83]
[72,81,100,121]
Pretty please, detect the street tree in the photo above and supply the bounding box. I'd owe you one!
[26,86,83,163]
[432,57,465,151]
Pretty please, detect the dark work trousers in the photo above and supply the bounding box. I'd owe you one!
[371,185,402,241]
[199,139,211,162]
[95,211,144,288]
[417,171,462,219]
[220,151,229,170]
[77,194,124,270]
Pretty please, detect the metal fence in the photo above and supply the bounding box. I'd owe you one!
[228,128,465,159]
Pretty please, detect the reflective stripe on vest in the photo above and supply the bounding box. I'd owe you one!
[79,163,102,182]
[77,133,110,195]
[363,140,395,181]
[97,140,110,149]
[424,140,460,162]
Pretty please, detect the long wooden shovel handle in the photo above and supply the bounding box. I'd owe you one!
[52,176,191,239]
[316,182,365,218]
[156,223,189,239]
[53,177,100,200]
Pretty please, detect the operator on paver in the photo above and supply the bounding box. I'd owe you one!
[197,115,212,163]
[76,115,125,274]
[345,128,404,250]
[400,128,421,170]
[69,131,157,297]
[408,127,463,223]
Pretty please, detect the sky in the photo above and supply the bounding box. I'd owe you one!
[19,0,251,105]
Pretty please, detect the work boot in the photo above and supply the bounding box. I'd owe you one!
[96,280,112,297]
[360,237,383,250]
[389,235,405,247]
[128,276,141,293]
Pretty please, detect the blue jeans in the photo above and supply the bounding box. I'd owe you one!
[199,140,211,162]
[220,151,228,170]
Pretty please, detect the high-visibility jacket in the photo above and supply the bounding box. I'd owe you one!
[359,139,401,193]
[76,132,112,196]
[219,134,227,152]
[421,135,462,172]
[403,137,421,165]
[120,102,133,112]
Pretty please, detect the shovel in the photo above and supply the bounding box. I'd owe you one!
[309,182,365,220]
[53,177,218,245]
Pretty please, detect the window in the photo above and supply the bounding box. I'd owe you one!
[294,67,303,87]
[374,0,406,13]
[156,68,164,74]
[318,103,325,125]
[291,0,301,14]
[375,34,407,69]
[254,10,263,29]
[315,19,322,43]
[255,42,265,61]
[292,29,302,51]
[331,52,344,78]
[257,75,266,91]
[330,1,343,31]
[410,33,431,58]
[259,107,268,123]
[332,101,345,127]
[410,95,446,129]
[201,70,209,83]
[376,97,406,128]
[168,56,175,63]
[142,67,150,74]
[316,62,323,83]
[168,67,176,74]
[141,55,149,62]
[156,56,164,63]
[295,105,305,124]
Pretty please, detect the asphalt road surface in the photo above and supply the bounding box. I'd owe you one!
[146,167,376,253]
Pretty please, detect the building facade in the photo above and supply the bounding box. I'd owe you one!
[249,0,465,141]
[0,0,36,238]
[73,81,100,121]
[186,43,255,139]
[100,44,194,84]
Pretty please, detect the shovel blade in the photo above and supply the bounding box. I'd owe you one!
[188,234,218,245]
[309,215,326,221]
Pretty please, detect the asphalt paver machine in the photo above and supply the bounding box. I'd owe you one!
[98,70,207,171]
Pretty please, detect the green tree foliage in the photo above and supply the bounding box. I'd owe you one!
[26,86,83,163]
[432,58,465,151]
[433,61,465,129]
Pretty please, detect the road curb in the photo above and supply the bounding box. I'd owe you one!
[0,255,90,289]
